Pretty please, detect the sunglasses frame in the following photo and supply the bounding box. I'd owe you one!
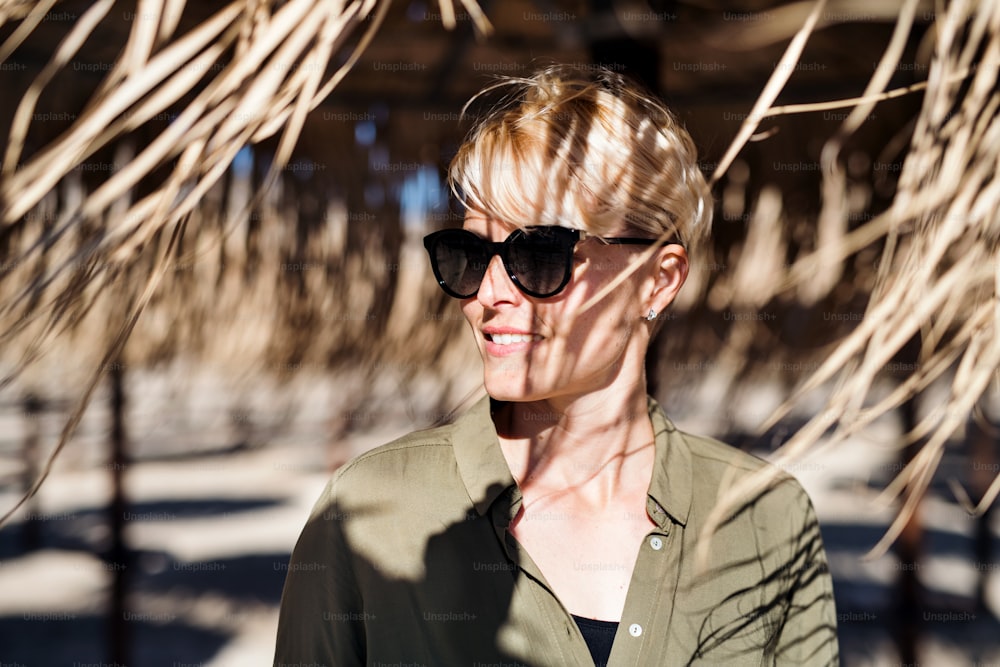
[423,226,675,299]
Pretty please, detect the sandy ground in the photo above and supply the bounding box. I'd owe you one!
[0,367,998,666]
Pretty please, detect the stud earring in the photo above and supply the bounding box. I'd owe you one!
[646,309,658,321]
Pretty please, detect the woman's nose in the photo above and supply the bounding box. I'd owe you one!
[476,254,520,305]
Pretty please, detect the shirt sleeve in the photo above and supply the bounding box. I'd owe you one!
[773,482,840,666]
[274,475,366,667]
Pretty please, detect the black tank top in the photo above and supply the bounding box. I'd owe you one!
[571,614,618,666]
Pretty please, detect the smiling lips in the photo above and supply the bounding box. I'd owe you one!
[482,328,544,355]
[486,332,543,345]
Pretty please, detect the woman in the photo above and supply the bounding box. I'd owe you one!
[275,65,839,666]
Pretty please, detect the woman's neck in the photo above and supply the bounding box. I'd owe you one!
[493,382,655,506]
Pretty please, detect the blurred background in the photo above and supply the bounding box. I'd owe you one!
[0,0,997,665]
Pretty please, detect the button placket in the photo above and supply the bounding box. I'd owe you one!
[612,526,672,663]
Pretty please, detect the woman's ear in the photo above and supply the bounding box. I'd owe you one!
[647,244,688,316]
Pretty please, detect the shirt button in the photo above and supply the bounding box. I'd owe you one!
[629,623,643,637]
[649,536,663,550]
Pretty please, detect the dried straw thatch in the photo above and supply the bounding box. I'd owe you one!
[0,0,997,550]
[701,0,1000,555]
[0,0,490,523]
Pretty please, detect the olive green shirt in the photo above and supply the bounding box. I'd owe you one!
[274,396,839,666]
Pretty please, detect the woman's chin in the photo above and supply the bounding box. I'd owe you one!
[483,374,541,403]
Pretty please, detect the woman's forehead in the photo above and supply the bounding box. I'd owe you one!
[461,210,531,236]
[460,210,635,240]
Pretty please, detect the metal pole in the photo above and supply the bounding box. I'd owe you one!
[108,359,129,666]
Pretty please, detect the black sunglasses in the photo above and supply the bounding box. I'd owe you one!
[423,226,675,299]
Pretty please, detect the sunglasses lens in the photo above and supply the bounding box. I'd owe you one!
[425,227,576,298]
[432,231,488,298]
[507,228,573,297]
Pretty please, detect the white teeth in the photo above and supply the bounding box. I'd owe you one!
[489,333,542,345]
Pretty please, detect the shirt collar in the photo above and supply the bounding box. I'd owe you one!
[451,395,516,517]
[646,395,692,528]
[450,393,692,527]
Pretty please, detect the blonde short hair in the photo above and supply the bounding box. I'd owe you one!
[449,65,712,249]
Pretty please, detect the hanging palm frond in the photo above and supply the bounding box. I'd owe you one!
[702,0,999,557]
[0,0,490,525]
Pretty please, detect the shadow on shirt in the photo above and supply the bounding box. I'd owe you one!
[274,476,839,666]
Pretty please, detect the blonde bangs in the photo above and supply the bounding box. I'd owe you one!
[447,65,713,248]
[450,121,558,229]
